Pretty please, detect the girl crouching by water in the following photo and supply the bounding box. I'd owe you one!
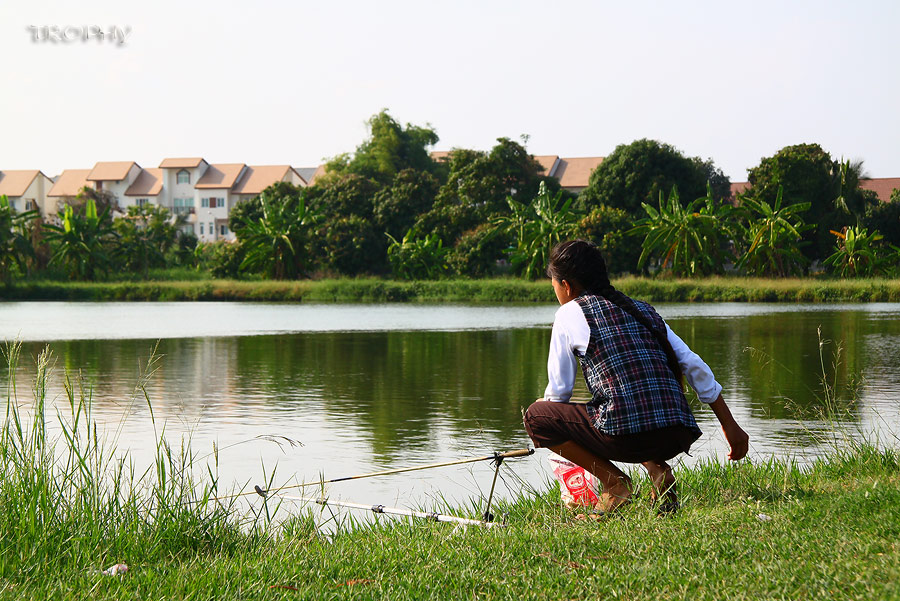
[524,240,749,513]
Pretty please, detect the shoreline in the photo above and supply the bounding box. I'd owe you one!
[3,276,900,303]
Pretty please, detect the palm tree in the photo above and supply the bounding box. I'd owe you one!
[238,189,322,279]
[735,187,811,277]
[43,199,116,280]
[492,182,580,279]
[824,225,887,278]
[0,194,38,283]
[629,184,734,277]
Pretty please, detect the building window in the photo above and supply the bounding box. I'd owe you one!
[173,198,193,215]
[201,198,209,208]
[25,200,36,211]
[220,224,228,236]
[199,223,204,235]
[177,170,190,185]
[209,222,213,236]
[136,198,149,207]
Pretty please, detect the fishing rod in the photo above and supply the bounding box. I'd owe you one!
[255,489,504,529]
[206,448,534,503]
[254,448,533,525]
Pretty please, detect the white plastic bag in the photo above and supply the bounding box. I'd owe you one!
[547,452,599,508]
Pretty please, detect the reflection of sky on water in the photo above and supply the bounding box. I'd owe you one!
[2,302,899,516]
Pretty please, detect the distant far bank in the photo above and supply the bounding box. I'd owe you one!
[3,276,900,304]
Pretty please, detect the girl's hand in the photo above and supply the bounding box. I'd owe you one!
[722,423,749,461]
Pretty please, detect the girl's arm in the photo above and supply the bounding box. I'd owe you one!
[708,394,749,460]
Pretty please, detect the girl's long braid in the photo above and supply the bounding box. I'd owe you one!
[548,240,685,386]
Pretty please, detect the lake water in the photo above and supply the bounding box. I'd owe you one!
[2,301,899,517]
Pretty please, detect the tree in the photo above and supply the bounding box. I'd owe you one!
[386,230,449,280]
[864,189,900,247]
[316,215,384,276]
[492,182,581,279]
[306,174,381,220]
[324,109,440,184]
[741,144,877,262]
[735,187,811,277]
[575,205,641,275]
[113,205,180,277]
[415,138,552,246]
[373,169,440,239]
[43,199,116,280]
[630,185,734,277]
[236,187,322,280]
[0,195,38,283]
[447,224,509,277]
[580,139,730,217]
[823,226,889,278]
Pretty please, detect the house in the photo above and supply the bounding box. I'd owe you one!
[0,169,54,217]
[47,169,92,213]
[86,161,143,210]
[535,156,605,193]
[730,178,900,203]
[193,163,247,242]
[860,178,900,203]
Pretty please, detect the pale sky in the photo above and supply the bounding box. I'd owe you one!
[2,0,899,181]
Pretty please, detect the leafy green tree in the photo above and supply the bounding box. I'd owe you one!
[735,188,811,277]
[824,226,892,278]
[306,174,381,220]
[416,138,552,246]
[324,110,440,184]
[493,182,581,279]
[194,240,245,278]
[373,169,439,239]
[575,205,641,275]
[316,215,384,276]
[741,144,879,262]
[43,199,116,280]
[580,139,730,217]
[386,230,449,280]
[0,195,38,282]
[113,205,180,277]
[237,188,322,279]
[864,189,900,247]
[447,224,508,277]
[630,185,734,277]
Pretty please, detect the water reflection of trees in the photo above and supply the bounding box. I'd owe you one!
[231,330,550,458]
[7,308,899,460]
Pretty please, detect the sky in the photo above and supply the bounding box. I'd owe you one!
[1,0,899,181]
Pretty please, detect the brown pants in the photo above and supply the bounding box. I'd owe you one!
[523,400,699,463]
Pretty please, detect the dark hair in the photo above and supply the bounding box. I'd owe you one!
[547,239,684,385]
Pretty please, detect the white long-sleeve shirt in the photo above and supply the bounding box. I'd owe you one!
[544,299,722,404]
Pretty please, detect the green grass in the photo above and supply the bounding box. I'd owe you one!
[4,275,900,303]
[2,343,899,599]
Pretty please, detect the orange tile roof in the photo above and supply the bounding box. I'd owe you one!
[731,181,751,197]
[159,157,206,169]
[195,163,246,189]
[430,151,453,163]
[125,168,163,196]
[308,164,329,185]
[87,161,138,181]
[533,155,560,177]
[231,165,299,195]
[860,178,900,202]
[554,157,604,189]
[0,170,44,197]
[48,169,92,197]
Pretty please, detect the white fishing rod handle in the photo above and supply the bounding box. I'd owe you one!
[498,448,534,459]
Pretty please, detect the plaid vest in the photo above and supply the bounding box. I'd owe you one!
[575,294,701,436]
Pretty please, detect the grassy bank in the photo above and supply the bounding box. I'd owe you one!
[3,344,899,599]
[4,276,900,303]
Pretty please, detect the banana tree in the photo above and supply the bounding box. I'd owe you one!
[629,184,734,277]
[43,199,116,280]
[492,182,580,279]
[735,187,811,277]
[0,194,38,282]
